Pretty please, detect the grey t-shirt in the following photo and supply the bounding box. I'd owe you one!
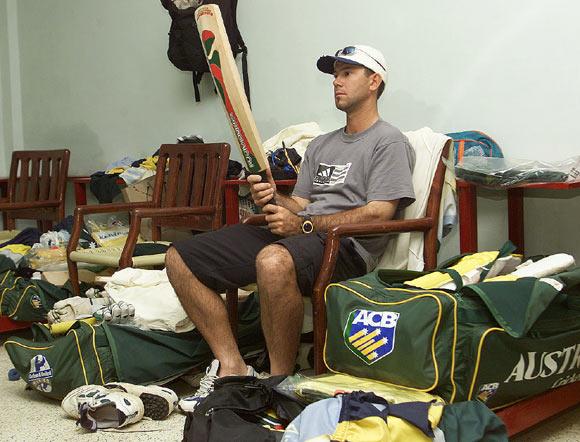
[292,119,416,270]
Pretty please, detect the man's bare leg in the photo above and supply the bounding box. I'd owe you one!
[256,245,304,375]
[165,247,247,376]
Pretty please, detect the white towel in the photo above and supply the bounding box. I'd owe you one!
[105,268,194,333]
[378,127,451,271]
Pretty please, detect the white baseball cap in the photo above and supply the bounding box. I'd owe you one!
[317,45,388,83]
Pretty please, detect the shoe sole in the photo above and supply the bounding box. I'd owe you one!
[106,383,175,420]
[140,392,170,420]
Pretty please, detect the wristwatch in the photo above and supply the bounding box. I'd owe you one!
[301,215,314,234]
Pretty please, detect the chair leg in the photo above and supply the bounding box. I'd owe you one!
[67,259,81,296]
[225,288,238,340]
[151,224,162,242]
[6,216,15,231]
[38,220,52,233]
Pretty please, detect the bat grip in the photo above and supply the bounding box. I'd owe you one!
[258,169,277,206]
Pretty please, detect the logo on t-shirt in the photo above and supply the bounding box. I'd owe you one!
[313,162,351,186]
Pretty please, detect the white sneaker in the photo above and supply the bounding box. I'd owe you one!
[104,382,178,420]
[77,391,144,431]
[177,359,258,413]
[61,385,108,418]
[61,385,144,431]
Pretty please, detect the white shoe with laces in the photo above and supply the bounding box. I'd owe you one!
[178,359,258,413]
[61,385,144,431]
[104,382,178,420]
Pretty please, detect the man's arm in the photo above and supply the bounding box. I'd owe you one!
[311,200,399,231]
[247,174,309,213]
[263,200,399,237]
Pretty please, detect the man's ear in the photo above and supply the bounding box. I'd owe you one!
[369,72,382,92]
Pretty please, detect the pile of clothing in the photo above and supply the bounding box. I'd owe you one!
[180,373,508,442]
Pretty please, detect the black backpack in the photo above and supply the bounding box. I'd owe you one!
[182,375,305,442]
[160,0,250,103]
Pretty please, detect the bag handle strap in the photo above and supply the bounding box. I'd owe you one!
[438,268,465,290]
[479,240,517,282]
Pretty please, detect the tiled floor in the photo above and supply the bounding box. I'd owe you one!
[1,329,579,441]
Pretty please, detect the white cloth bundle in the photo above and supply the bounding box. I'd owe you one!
[104,268,194,333]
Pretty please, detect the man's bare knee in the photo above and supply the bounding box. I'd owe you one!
[165,247,197,288]
[165,247,183,277]
[256,244,294,275]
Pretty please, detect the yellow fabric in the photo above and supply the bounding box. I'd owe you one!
[105,166,127,174]
[0,244,31,255]
[291,373,444,404]
[483,274,519,283]
[47,317,97,336]
[329,402,444,442]
[140,156,158,171]
[406,251,499,289]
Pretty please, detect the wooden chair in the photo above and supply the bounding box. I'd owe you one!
[0,149,70,232]
[224,132,452,368]
[67,143,230,295]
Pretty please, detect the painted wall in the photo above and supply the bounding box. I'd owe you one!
[4,0,580,259]
[0,0,11,175]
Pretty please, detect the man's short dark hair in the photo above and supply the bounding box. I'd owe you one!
[365,68,385,99]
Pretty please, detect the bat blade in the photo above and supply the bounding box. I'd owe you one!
[195,4,268,175]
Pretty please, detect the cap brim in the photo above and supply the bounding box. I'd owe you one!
[317,55,363,74]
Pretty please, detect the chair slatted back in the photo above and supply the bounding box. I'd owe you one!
[8,150,70,204]
[151,144,230,231]
[4,149,70,230]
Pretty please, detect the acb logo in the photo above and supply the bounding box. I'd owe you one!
[343,309,400,365]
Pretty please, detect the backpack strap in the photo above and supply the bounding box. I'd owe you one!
[241,45,251,107]
[231,0,251,106]
[192,71,204,102]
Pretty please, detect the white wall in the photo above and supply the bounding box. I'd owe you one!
[0,0,11,175]
[5,0,580,259]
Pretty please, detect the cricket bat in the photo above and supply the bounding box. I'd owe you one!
[195,4,271,187]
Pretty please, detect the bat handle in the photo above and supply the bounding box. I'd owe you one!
[258,169,277,206]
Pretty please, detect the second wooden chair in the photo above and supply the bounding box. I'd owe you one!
[66,143,230,295]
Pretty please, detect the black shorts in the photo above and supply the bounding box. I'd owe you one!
[171,224,367,296]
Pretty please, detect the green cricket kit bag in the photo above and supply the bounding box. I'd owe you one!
[4,294,264,400]
[0,256,71,322]
[323,245,580,409]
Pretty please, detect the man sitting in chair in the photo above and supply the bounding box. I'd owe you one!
[165,45,416,413]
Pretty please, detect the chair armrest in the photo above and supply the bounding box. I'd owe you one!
[314,217,434,299]
[132,206,215,219]
[66,201,155,257]
[0,200,61,210]
[241,214,267,225]
[327,217,434,239]
[118,206,217,267]
[311,216,436,374]
[74,201,154,216]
